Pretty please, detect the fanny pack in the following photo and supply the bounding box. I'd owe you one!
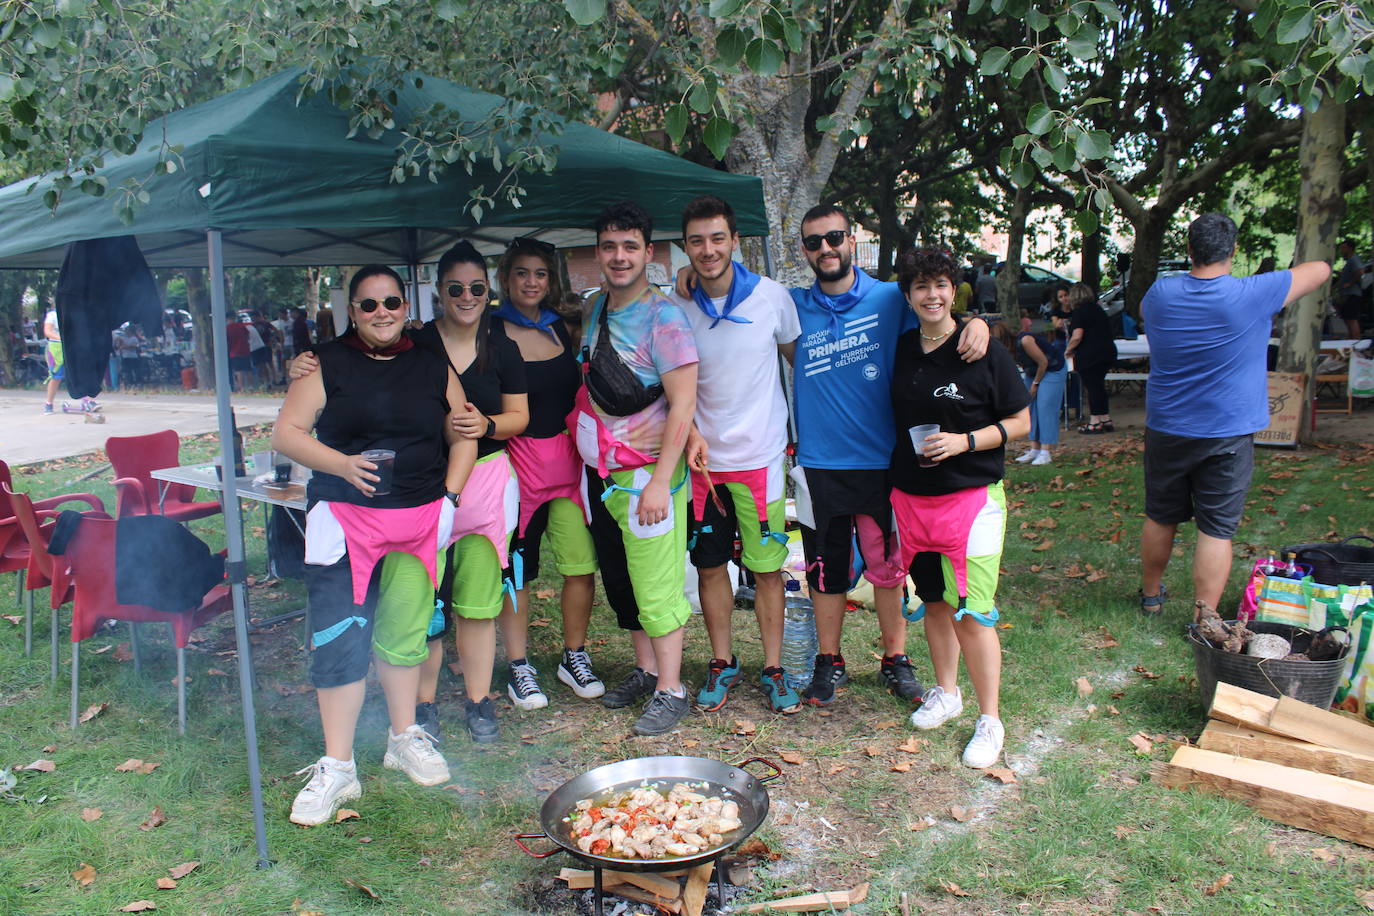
[583,297,663,417]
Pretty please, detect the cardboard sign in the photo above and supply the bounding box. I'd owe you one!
[1256,372,1305,447]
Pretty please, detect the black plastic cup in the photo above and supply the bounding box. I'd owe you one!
[361,448,396,496]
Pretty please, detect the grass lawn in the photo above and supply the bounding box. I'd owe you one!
[2,428,1373,915]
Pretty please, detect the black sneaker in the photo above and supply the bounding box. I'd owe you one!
[557,647,606,699]
[880,654,924,702]
[633,690,691,736]
[801,653,848,706]
[415,701,441,741]
[464,697,499,744]
[601,667,658,709]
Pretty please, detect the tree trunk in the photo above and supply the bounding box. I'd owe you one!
[1124,212,1169,320]
[875,170,901,282]
[0,272,24,386]
[997,187,1030,324]
[1082,229,1102,290]
[1278,102,1345,440]
[305,267,321,314]
[184,268,216,391]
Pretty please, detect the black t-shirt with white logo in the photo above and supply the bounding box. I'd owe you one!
[890,320,1030,496]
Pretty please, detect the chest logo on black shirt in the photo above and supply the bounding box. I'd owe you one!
[934,382,966,400]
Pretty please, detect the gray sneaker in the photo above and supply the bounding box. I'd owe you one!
[633,690,690,736]
[601,667,657,709]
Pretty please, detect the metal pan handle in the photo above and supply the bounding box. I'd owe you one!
[736,756,783,784]
[513,832,562,858]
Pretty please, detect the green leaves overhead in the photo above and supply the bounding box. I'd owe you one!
[702,116,737,161]
[1275,7,1314,45]
[562,0,606,26]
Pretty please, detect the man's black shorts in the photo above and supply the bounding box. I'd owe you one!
[1143,428,1254,539]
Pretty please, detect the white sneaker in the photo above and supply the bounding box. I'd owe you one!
[962,714,1006,768]
[289,757,362,827]
[1031,451,1052,466]
[910,685,964,729]
[508,661,550,711]
[1014,450,1037,463]
[383,724,451,786]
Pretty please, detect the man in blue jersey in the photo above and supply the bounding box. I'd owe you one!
[1138,213,1329,621]
[789,205,988,706]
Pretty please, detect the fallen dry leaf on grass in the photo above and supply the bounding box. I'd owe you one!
[1133,665,1161,680]
[18,759,55,773]
[682,739,700,748]
[1032,539,1054,552]
[737,838,781,860]
[78,702,109,723]
[112,643,134,662]
[156,878,177,890]
[1357,888,1374,911]
[118,900,157,912]
[534,589,557,599]
[343,878,380,899]
[779,751,804,765]
[734,719,756,736]
[80,808,103,822]
[1,614,21,625]
[168,862,200,880]
[1204,874,1233,896]
[890,761,912,773]
[1033,517,1057,529]
[864,746,882,758]
[897,736,923,754]
[1314,847,1337,862]
[358,836,372,843]
[73,863,97,886]
[1128,733,1154,755]
[827,763,846,775]
[207,668,229,677]
[949,805,972,822]
[1063,564,1086,579]
[1113,825,1135,839]
[1265,842,1278,857]
[140,807,167,831]
[1092,628,1119,649]
[874,719,900,730]
[335,808,360,823]
[1085,568,1108,582]
[984,767,1017,784]
[939,879,972,897]
[1075,676,1093,698]
[43,744,56,753]
[1107,705,1121,716]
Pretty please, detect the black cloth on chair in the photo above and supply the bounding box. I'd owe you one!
[115,515,226,614]
[54,237,161,399]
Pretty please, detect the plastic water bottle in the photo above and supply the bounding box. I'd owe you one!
[780,581,818,691]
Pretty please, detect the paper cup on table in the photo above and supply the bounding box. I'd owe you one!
[909,424,940,467]
[361,448,396,495]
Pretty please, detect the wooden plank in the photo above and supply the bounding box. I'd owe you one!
[1268,695,1374,757]
[1154,745,1374,848]
[609,884,682,913]
[744,883,870,913]
[681,862,714,916]
[1207,682,1284,735]
[1199,721,1374,784]
[557,867,681,899]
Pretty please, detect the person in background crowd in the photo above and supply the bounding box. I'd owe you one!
[315,307,337,344]
[1005,317,1067,466]
[493,236,611,710]
[274,308,293,361]
[1138,214,1330,620]
[1336,239,1365,340]
[888,247,1029,768]
[272,264,476,826]
[974,262,998,312]
[43,304,64,414]
[575,200,699,737]
[1064,282,1116,434]
[250,310,275,388]
[671,194,802,715]
[953,270,973,316]
[292,307,313,357]
[226,313,255,392]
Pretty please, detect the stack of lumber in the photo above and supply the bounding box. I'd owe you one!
[1155,682,1374,847]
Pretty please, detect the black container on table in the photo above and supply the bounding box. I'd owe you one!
[1187,619,1349,710]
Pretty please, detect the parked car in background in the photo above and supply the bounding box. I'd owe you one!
[1099,259,1189,317]
[987,262,1073,313]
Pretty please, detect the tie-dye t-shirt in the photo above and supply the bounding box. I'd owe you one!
[580,287,698,461]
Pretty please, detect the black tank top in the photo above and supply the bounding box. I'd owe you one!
[306,339,451,509]
[500,318,580,438]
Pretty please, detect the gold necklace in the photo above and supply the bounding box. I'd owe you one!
[920,325,954,341]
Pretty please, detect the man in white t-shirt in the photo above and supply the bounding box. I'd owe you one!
[672,195,803,715]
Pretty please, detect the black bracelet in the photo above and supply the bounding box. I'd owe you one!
[482,413,493,437]
[966,431,977,453]
[995,422,1008,445]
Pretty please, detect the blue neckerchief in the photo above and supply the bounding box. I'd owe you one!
[690,261,760,329]
[808,266,877,340]
[494,300,562,343]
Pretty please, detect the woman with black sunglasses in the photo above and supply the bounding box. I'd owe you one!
[273,264,477,826]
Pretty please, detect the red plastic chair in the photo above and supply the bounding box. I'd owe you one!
[52,515,231,734]
[0,464,105,658]
[105,430,222,521]
[5,485,111,682]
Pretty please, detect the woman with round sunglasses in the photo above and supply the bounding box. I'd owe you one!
[492,237,607,710]
[273,265,476,826]
[290,244,530,744]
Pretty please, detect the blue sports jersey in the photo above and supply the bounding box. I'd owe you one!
[1143,270,1291,438]
[791,268,914,469]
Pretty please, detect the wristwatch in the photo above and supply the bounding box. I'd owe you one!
[446,491,462,507]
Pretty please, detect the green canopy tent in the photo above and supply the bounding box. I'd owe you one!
[0,67,769,867]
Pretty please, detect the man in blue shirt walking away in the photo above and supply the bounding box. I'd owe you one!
[1137,213,1329,621]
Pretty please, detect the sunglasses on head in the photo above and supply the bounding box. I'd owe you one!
[801,230,849,252]
[508,236,556,255]
[353,296,405,313]
[446,282,489,299]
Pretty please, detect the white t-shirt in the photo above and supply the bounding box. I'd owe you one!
[673,274,800,472]
[44,308,59,340]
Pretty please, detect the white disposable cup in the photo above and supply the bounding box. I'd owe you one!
[909,424,940,467]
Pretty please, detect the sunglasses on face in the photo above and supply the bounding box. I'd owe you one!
[446,282,489,299]
[508,236,556,255]
[801,230,849,252]
[353,296,405,313]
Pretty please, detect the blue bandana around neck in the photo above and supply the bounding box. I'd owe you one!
[494,300,562,342]
[690,260,761,329]
[808,266,878,340]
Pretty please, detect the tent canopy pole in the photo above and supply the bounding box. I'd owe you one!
[208,228,272,868]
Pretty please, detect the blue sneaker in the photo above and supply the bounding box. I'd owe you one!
[695,656,743,711]
[760,667,801,714]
